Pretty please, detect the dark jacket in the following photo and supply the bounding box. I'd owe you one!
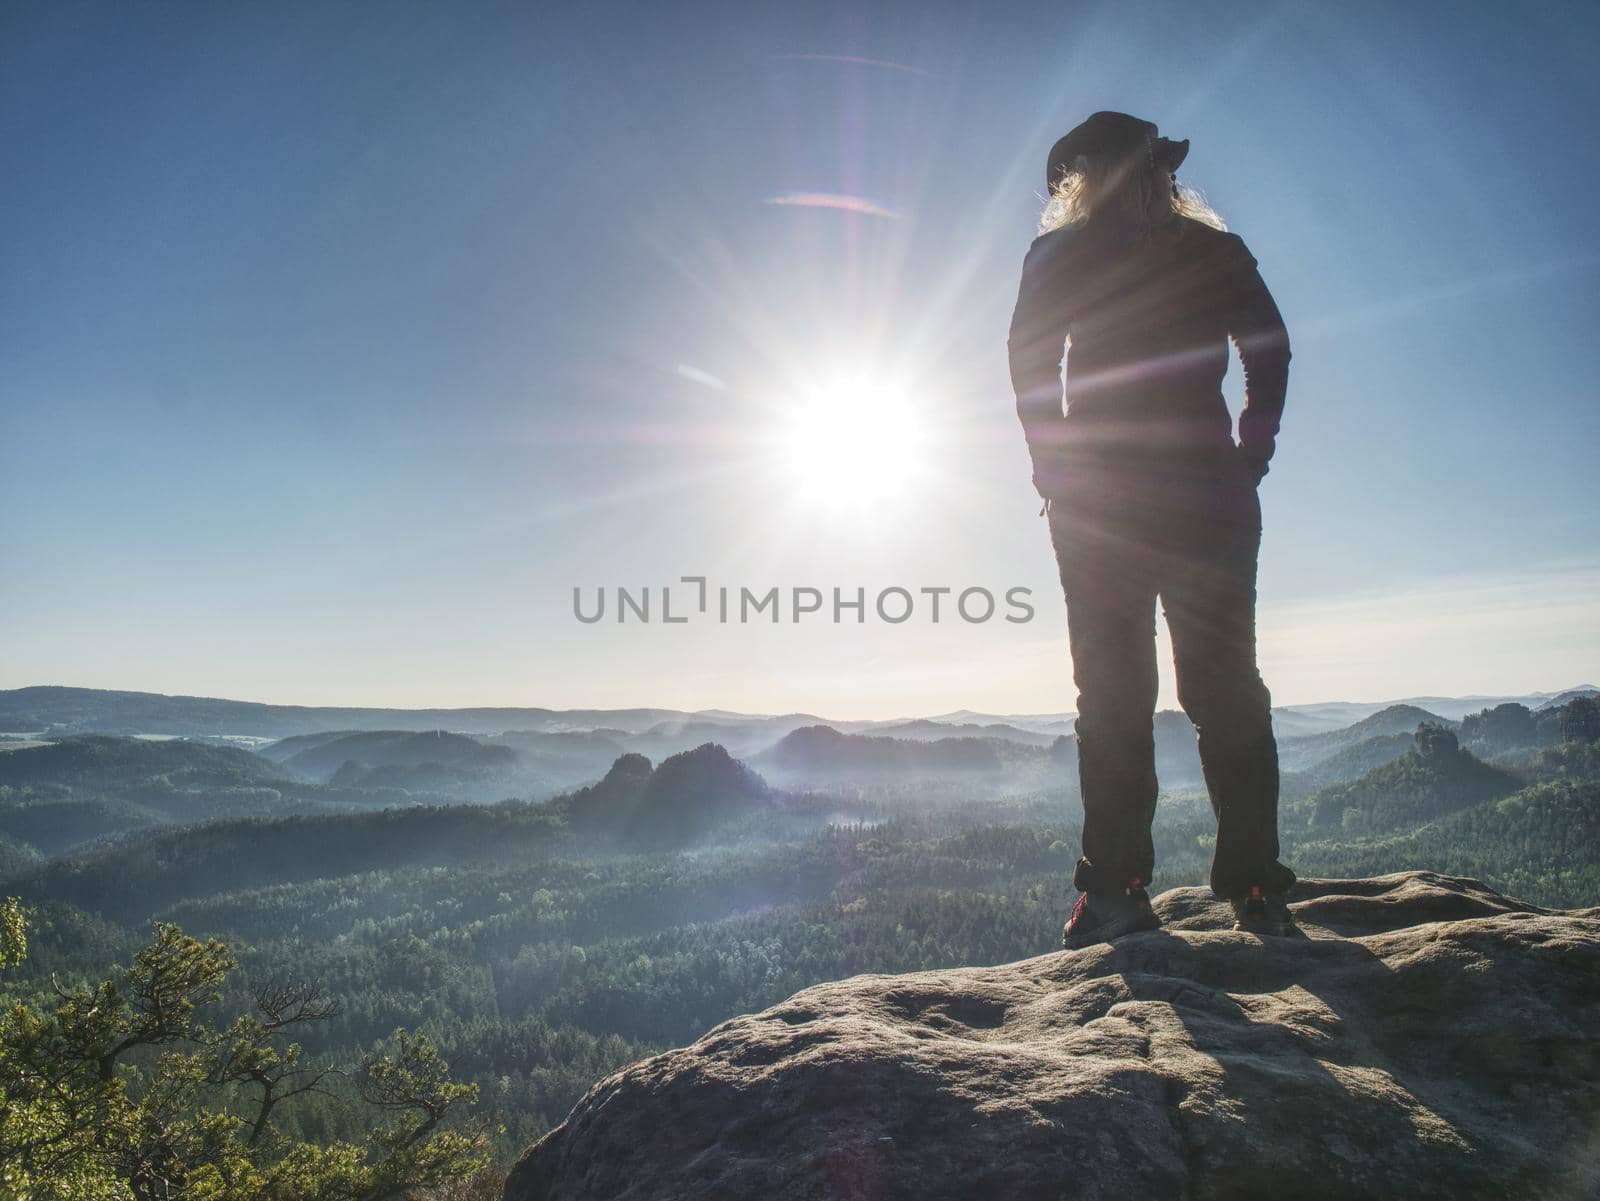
[1007,214,1290,496]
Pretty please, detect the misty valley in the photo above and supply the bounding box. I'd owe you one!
[1,684,1597,1184]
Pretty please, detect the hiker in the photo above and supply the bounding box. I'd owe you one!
[1006,111,1298,945]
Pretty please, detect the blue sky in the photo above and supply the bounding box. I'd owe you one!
[3,0,1597,717]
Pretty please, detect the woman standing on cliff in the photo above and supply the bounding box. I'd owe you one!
[1007,111,1298,947]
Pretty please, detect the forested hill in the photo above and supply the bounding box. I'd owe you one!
[754,716,1215,789]
[270,729,517,782]
[0,735,333,855]
[0,733,284,791]
[1276,703,1451,770]
[756,724,1055,779]
[1297,724,1521,831]
[554,742,776,844]
[7,800,568,920]
[6,743,787,919]
[1294,777,1600,903]
[0,732,562,858]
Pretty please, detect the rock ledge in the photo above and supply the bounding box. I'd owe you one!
[507,871,1600,1201]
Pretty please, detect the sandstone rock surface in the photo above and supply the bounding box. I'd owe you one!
[506,872,1600,1200]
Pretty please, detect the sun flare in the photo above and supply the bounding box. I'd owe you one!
[780,374,925,508]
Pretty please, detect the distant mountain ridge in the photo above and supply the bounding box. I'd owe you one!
[0,686,693,739]
[8,695,1592,862]
[1277,704,1453,772]
[871,719,1059,748]
[5,684,1593,741]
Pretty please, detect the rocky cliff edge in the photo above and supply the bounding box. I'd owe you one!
[507,871,1600,1201]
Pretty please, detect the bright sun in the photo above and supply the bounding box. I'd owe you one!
[780,374,925,509]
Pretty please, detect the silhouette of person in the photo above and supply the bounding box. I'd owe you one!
[1007,112,1297,946]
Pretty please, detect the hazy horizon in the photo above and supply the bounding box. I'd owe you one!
[3,678,1594,728]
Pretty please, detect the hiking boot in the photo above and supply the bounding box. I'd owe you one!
[1062,879,1160,949]
[1230,885,1298,936]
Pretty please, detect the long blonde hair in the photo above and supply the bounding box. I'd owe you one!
[1037,153,1226,237]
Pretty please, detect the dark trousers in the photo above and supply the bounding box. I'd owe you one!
[1046,453,1295,899]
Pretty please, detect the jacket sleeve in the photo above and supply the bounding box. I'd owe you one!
[1006,235,1073,488]
[1226,235,1291,472]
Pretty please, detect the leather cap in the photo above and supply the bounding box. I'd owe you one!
[1046,111,1189,189]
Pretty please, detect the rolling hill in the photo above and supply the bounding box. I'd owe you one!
[755,725,1048,781]
[560,743,776,845]
[1294,729,1521,834]
[0,736,331,854]
[273,729,517,782]
[1295,777,1600,906]
[1276,704,1452,773]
